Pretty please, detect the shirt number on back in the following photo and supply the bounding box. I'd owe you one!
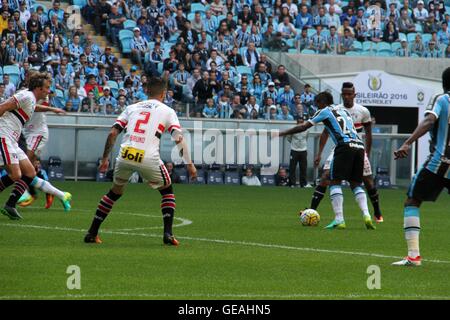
[134,111,151,134]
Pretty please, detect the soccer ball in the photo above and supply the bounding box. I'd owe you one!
[299,209,320,226]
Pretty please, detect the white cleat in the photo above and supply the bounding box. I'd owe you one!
[392,256,422,267]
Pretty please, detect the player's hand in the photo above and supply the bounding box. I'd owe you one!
[314,154,321,167]
[394,144,410,160]
[98,159,109,173]
[187,163,197,181]
[271,130,280,138]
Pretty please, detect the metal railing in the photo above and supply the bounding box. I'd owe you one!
[44,114,413,185]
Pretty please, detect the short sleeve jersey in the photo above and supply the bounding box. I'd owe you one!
[114,99,181,161]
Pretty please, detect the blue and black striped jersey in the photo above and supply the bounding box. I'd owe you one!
[424,93,450,179]
[308,106,364,149]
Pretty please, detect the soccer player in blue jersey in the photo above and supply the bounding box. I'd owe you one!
[279,91,376,230]
[392,67,450,267]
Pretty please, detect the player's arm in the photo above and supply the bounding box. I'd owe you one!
[98,126,121,173]
[314,129,329,167]
[394,113,437,159]
[35,104,66,114]
[279,121,313,137]
[172,129,197,180]
[0,97,19,117]
[362,120,372,157]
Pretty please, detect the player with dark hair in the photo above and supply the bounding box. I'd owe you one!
[392,67,450,267]
[309,82,383,223]
[84,77,197,245]
[279,91,376,230]
[0,72,58,219]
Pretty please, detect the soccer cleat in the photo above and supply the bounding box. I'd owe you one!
[374,213,384,223]
[45,194,55,209]
[1,206,23,220]
[84,233,102,244]
[60,192,72,212]
[163,233,179,246]
[392,256,422,267]
[364,216,376,230]
[18,192,36,207]
[324,219,346,230]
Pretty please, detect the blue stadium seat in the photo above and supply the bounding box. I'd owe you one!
[187,12,196,21]
[345,51,360,56]
[288,48,297,53]
[120,37,132,54]
[217,15,226,23]
[285,38,295,48]
[398,33,407,42]
[123,19,137,30]
[391,42,401,52]
[107,80,119,97]
[3,65,20,86]
[72,0,87,7]
[407,32,417,43]
[376,41,392,53]
[191,3,206,12]
[422,33,432,45]
[359,51,374,56]
[376,51,393,57]
[321,29,330,38]
[307,29,316,37]
[362,41,375,51]
[352,41,362,51]
[237,65,252,76]
[119,29,133,41]
[53,89,66,109]
[300,49,316,54]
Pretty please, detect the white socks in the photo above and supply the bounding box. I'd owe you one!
[352,186,370,218]
[31,177,65,200]
[404,206,421,258]
[330,185,344,222]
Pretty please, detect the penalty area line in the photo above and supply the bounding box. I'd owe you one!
[1,222,450,264]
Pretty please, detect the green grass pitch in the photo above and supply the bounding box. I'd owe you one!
[0,182,449,300]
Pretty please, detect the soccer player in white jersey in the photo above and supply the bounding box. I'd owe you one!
[0,72,57,220]
[308,82,384,226]
[17,97,72,211]
[84,77,197,245]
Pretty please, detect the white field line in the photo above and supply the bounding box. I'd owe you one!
[23,207,193,231]
[0,292,450,300]
[1,222,450,265]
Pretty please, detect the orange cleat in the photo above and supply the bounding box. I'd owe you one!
[45,194,55,209]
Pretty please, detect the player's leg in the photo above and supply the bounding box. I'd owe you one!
[1,156,36,220]
[349,149,375,229]
[362,152,383,222]
[29,177,72,211]
[0,162,23,220]
[17,135,38,206]
[288,150,299,187]
[310,152,333,210]
[84,162,129,243]
[324,147,348,229]
[310,169,330,210]
[392,169,446,266]
[299,150,308,187]
[0,137,22,193]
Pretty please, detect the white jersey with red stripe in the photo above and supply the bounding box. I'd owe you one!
[24,98,49,137]
[114,99,181,163]
[0,89,36,141]
[335,103,371,137]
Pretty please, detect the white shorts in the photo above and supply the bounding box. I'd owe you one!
[113,158,171,189]
[323,149,372,177]
[26,133,48,156]
[0,136,28,167]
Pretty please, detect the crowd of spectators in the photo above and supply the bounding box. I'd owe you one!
[0,0,448,119]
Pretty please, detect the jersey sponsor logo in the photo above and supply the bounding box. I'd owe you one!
[349,142,364,149]
[121,146,145,163]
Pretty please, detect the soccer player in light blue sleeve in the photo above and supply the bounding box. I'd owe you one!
[392,67,450,267]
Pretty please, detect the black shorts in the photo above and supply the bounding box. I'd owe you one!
[407,168,450,202]
[330,145,365,183]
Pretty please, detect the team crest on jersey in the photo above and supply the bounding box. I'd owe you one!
[121,147,145,163]
[368,74,382,91]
